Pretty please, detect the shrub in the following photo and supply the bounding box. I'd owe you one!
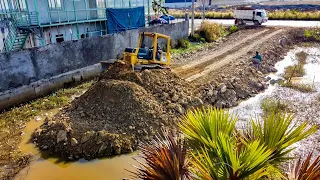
[287,152,320,180]
[261,98,288,115]
[197,21,226,42]
[189,33,201,42]
[283,64,305,80]
[130,131,192,179]
[228,25,238,34]
[179,108,317,179]
[177,38,190,49]
[304,28,320,41]
[296,51,308,64]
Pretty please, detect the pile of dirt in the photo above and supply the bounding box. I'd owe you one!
[33,63,202,160]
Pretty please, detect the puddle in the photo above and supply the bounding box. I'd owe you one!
[16,109,138,180]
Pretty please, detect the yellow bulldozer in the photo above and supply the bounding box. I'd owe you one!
[123,32,171,71]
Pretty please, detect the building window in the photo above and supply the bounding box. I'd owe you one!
[48,0,62,10]
[56,34,64,43]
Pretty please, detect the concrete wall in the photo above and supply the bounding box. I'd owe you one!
[0,19,188,101]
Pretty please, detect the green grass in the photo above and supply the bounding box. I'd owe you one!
[0,80,94,180]
[171,42,207,55]
[261,98,289,115]
[281,82,316,93]
[304,28,320,41]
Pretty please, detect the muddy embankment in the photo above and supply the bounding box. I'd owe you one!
[32,28,308,160]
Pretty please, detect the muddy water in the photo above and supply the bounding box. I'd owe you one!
[16,111,138,180]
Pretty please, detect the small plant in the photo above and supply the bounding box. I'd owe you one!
[177,38,190,49]
[304,28,320,41]
[197,21,226,42]
[284,64,305,80]
[228,25,239,34]
[130,131,192,180]
[287,152,320,180]
[296,51,308,64]
[281,82,316,93]
[179,108,317,179]
[189,33,201,42]
[261,98,288,115]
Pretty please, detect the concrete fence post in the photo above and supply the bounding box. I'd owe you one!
[185,13,189,22]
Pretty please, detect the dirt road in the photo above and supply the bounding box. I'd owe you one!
[173,27,284,82]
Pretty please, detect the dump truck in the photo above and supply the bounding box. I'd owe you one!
[234,7,268,25]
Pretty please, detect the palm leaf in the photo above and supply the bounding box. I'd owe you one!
[250,113,317,164]
[288,152,320,180]
[130,130,192,180]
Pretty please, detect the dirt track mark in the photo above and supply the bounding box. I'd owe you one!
[173,29,270,75]
[185,29,284,82]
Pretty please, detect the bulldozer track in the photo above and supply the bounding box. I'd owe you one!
[173,28,284,82]
[173,29,271,77]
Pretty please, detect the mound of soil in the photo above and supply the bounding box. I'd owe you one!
[33,80,171,160]
[33,63,202,160]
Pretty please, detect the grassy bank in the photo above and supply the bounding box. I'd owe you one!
[0,81,94,179]
[172,22,238,56]
[169,9,320,21]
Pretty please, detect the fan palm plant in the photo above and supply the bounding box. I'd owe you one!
[287,152,320,180]
[130,131,192,180]
[180,107,317,179]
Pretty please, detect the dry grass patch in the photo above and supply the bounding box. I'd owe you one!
[284,64,305,80]
[281,82,316,93]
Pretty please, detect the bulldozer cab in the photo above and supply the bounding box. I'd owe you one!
[123,32,171,70]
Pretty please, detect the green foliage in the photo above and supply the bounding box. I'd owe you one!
[179,107,237,150]
[131,131,192,180]
[261,98,288,115]
[197,21,226,42]
[287,152,320,180]
[177,38,190,49]
[171,42,206,55]
[152,0,168,16]
[228,25,239,34]
[304,28,320,41]
[249,113,317,164]
[179,108,317,179]
[189,33,201,42]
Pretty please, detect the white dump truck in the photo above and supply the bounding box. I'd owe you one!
[234,8,268,25]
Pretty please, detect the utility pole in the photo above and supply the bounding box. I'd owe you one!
[191,0,195,36]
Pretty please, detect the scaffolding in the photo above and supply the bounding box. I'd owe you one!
[0,0,155,52]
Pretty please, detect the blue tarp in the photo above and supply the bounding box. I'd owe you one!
[106,7,145,34]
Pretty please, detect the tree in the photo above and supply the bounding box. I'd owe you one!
[152,0,168,17]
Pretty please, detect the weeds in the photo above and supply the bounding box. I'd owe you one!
[177,38,190,49]
[197,21,226,42]
[304,28,320,41]
[281,82,316,93]
[287,152,320,180]
[296,51,308,64]
[171,42,207,55]
[228,25,239,34]
[261,98,288,115]
[0,80,94,180]
[284,64,305,80]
